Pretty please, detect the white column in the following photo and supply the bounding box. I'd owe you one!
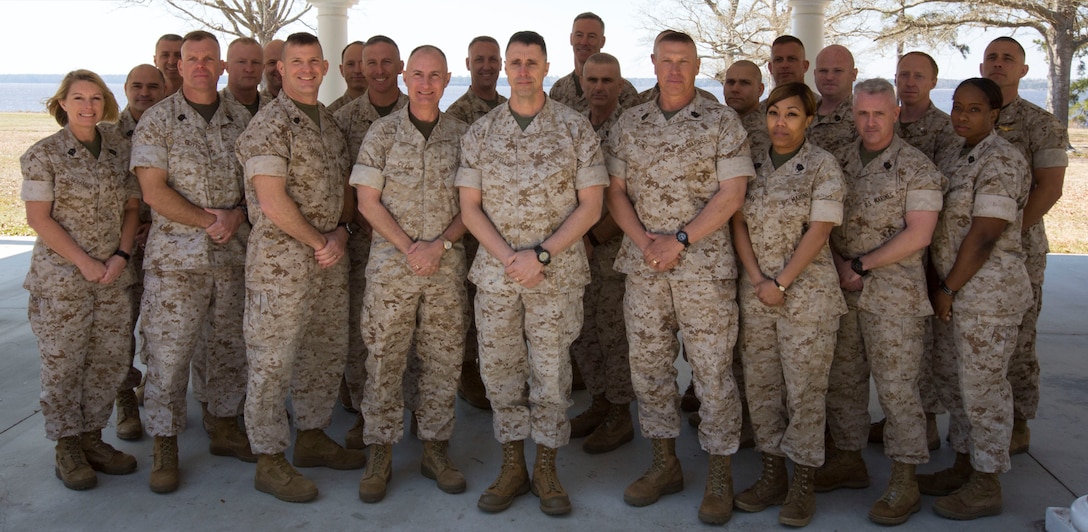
[309,0,359,105]
[789,0,829,87]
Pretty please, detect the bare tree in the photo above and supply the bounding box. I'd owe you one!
[857,0,1087,127]
[122,0,312,45]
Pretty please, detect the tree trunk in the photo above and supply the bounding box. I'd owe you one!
[1045,16,1074,128]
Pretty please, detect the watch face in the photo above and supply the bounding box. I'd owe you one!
[443,240,452,250]
[539,250,551,262]
[677,231,689,245]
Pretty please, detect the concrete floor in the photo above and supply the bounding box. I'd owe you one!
[0,237,1084,531]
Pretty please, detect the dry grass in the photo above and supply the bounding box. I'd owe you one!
[1,112,1086,252]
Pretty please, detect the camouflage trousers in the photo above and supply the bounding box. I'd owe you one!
[344,230,372,410]
[826,296,929,464]
[918,318,945,414]
[142,268,247,437]
[1009,250,1045,420]
[626,276,741,455]
[244,262,349,454]
[30,285,133,440]
[361,275,467,444]
[475,287,583,449]
[570,238,634,404]
[739,297,838,467]
[933,310,1021,474]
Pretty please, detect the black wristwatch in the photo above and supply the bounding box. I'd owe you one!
[534,245,551,265]
[676,230,690,248]
[339,221,359,235]
[851,257,869,277]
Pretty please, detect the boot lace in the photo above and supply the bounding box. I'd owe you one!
[539,448,560,492]
[707,457,730,496]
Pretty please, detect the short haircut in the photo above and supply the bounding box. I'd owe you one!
[729,59,762,80]
[854,77,896,101]
[989,36,1026,59]
[507,31,547,58]
[341,40,364,61]
[409,44,447,64]
[182,30,218,47]
[125,64,165,85]
[772,35,805,51]
[285,31,322,57]
[227,37,260,55]
[956,77,1004,112]
[654,29,679,44]
[468,35,499,52]
[46,69,120,126]
[765,82,817,117]
[898,51,939,77]
[156,34,183,46]
[657,30,696,51]
[574,12,605,32]
[584,52,621,76]
[365,34,399,52]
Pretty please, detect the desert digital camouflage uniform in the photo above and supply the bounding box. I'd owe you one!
[333,91,409,411]
[113,108,151,388]
[993,96,1069,421]
[350,107,469,444]
[130,91,251,437]
[236,93,352,454]
[608,95,754,455]
[570,109,634,404]
[219,87,271,118]
[445,88,508,126]
[738,109,770,160]
[326,90,359,115]
[808,96,858,156]
[456,98,608,448]
[549,72,640,113]
[22,125,140,440]
[739,142,847,467]
[897,101,957,164]
[826,136,942,464]
[931,132,1032,473]
[635,84,719,106]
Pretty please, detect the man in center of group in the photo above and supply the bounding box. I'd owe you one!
[549,12,638,112]
[221,37,268,117]
[457,31,607,517]
[606,31,752,526]
[808,44,859,155]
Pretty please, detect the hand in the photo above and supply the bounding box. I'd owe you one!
[135,222,151,248]
[754,278,785,307]
[504,249,545,288]
[77,258,107,283]
[642,232,683,272]
[315,227,348,268]
[204,207,245,245]
[932,290,953,322]
[836,260,864,292]
[406,239,444,276]
[100,254,127,285]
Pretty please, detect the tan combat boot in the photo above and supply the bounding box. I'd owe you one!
[421,440,465,494]
[779,464,816,527]
[457,357,491,410]
[734,453,788,512]
[292,428,366,469]
[813,448,869,492]
[345,414,365,450]
[1009,417,1030,455]
[80,430,137,474]
[623,438,683,506]
[869,461,921,525]
[934,470,1002,520]
[583,402,634,454]
[209,416,257,462]
[531,444,571,515]
[477,440,530,513]
[55,435,96,490]
[917,451,972,496]
[358,443,393,502]
[570,394,609,438]
[149,435,179,493]
[255,452,318,503]
[698,454,734,525]
[115,389,143,441]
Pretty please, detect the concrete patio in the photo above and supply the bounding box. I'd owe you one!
[0,236,1084,531]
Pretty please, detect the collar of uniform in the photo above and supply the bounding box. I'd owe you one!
[642,93,713,125]
[63,123,121,162]
[503,97,561,135]
[276,90,324,133]
[849,134,905,172]
[817,96,852,124]
[754,139,815,175]
[995,96,1025,132]
[172,90,241,128]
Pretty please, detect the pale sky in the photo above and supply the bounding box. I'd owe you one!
[0,0,1050,82]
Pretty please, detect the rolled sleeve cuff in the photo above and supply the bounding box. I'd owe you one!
[810,199,843,225]
[906,189,942,211]
[973,193,1017,222]
[716,157,756,182]
[129,145,167,173]
[1033,148,1068,169]
[348,164,384,190]
[245,155,288,180]
[21,180,54,201]
[455,167,482,189]
[605,156,627,181]
[575,164,609,189]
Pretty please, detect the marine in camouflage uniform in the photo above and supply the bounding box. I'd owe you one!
[808,96,857,156]
[220,87,270,117]
[131,86,251,440]
[897,102,956,164]
[808,45,859,156]
[550,73,640,113]
[351,105,469,446]
[635,84,718,106]
[930,131,1032,475]
[737,141,847,468]
[445,89,507,126]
